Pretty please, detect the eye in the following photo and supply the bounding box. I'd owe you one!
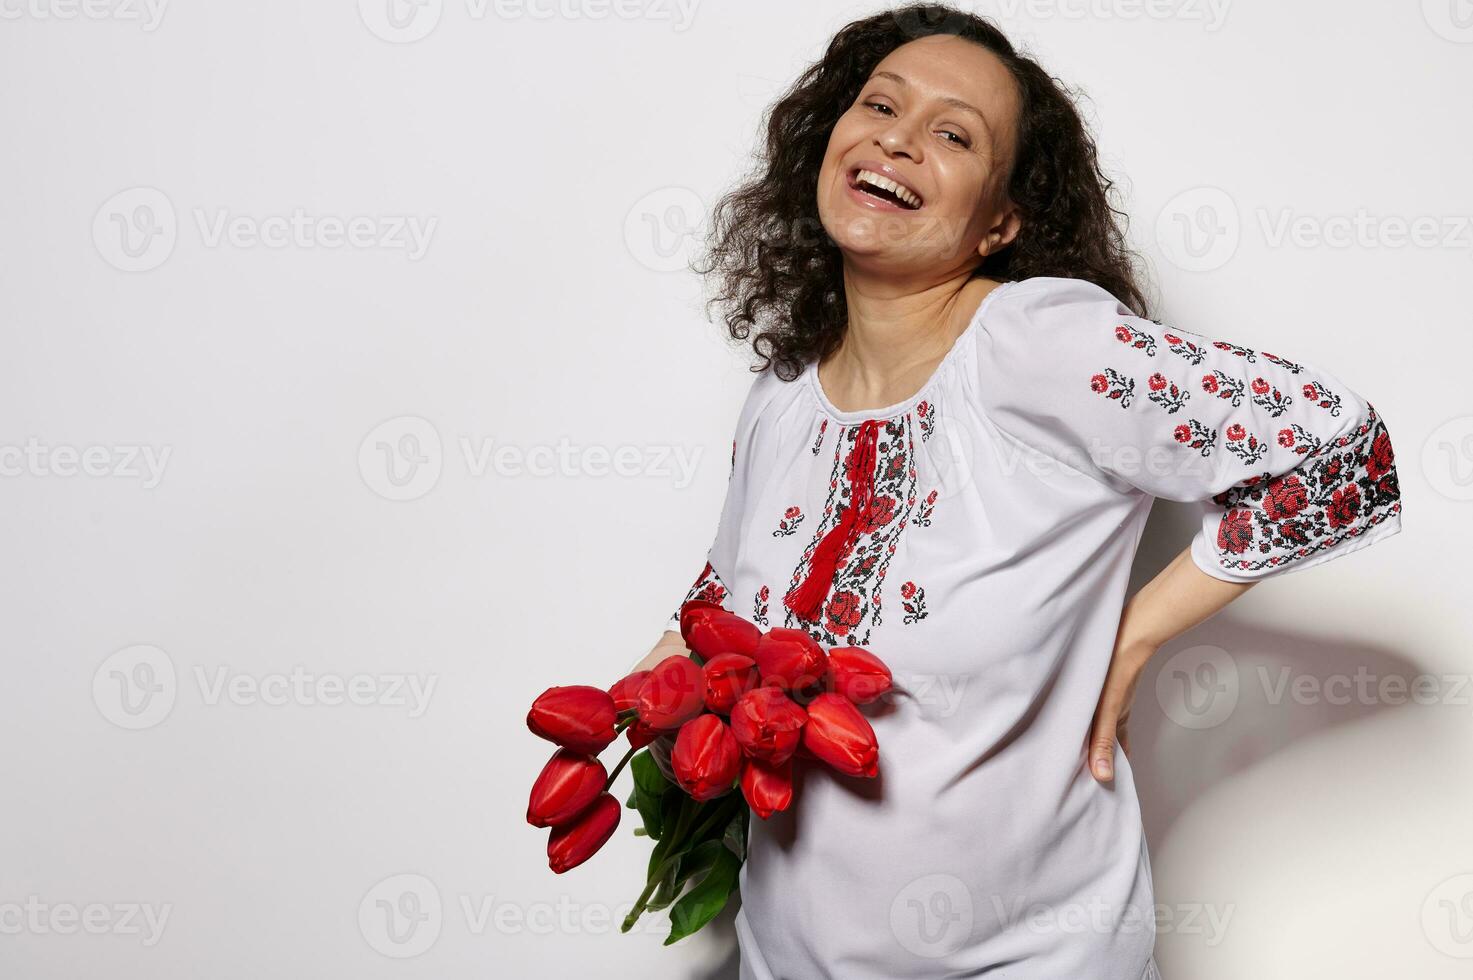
[864,100,894,116]
[940,131,970,148]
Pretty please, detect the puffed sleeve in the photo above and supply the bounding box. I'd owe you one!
[661,368,771,632]
[974,276,1404,582]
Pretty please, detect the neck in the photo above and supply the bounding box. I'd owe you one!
[818,271,1001,412]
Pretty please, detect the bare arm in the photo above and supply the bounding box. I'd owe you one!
[630,630,691,675]
[1088,545,1255,782]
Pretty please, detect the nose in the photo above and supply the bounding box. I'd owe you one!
[877,115,924,162]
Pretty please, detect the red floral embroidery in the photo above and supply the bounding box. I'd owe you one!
[1249,377,1293,417]
[911,488,938,527]
[773,505,805,537]
[671,560,729,624]
[915,399,936,442]
[1164,332,1205,365]
[1302,381,1343,417]
[753,584,770,626]
[1146,372,1190,413]
[1115,323,1158,356]
[1202,370,1245,406]
[1089,369,1135,407]
[1209,404,1401,573]
[900,580,928,623]
[1173,419,1217,456]
[783,415,919,646]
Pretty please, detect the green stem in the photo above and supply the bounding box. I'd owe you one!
[603,743,638,792]
[621,791,744,932]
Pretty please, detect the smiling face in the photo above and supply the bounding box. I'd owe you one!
[816,35,1023,276]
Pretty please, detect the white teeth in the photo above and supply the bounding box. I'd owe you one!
[854,169,921,208]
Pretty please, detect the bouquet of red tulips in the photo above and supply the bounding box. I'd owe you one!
[524,598,893,943]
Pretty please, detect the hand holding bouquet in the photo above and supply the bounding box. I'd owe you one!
[524,599,893,943]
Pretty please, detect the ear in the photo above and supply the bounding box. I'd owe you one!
[976,199,1023,260]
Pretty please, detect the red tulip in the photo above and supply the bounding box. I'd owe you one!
[826,646,893,704]
[740,755,793,820]
[527,749,607,828]
[685,608,763,661]
[547,792,621,873]
[752,628,828,692]
[678,599,728,644]
[625,719,660,749]
[671,713,742,802]
[703,653,760,714]
[636,655,707,730]
[802,692,879,778]
[608,670,651,712]
[728,686,807,764]
[527,685,617,754]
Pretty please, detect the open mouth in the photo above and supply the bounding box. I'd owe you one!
[848,167,923,210]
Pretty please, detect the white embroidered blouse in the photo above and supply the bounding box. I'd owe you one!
[664,275,1403,979]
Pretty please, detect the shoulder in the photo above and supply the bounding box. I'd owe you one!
[984,276,1140,341]
[973,275,1142,385]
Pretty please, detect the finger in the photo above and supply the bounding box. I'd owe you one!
[1088,711,1117,782]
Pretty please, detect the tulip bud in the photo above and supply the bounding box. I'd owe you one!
[547,792,621,873]
[729,686,807,764]
[625,719,660,749]
[678,599,727,644]
[752,628,829,692]
[802,692,879,778]
[607,670,651,712]
[636,655,707,730]
[703,653,760,714]
[740,755,793,820]
[685,609,763,661]
[527,685,618,755]
[671,713,742,802]
[826,646,893,704]
[527,749,607,828]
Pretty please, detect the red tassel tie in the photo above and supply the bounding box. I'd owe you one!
[784,418,882,623]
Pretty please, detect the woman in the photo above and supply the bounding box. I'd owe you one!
[632,5,1402,978]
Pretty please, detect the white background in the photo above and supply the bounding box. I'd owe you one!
[1,1,1470,977]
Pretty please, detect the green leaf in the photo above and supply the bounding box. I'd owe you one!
[647,791,688,878]
[665,847,741,945]
[630,750,674,840]
[645,855,684,911]
[630,749,673,797]
[722,805,748,861]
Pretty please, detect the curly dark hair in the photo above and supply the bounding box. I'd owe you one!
[692,2,1152,381]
